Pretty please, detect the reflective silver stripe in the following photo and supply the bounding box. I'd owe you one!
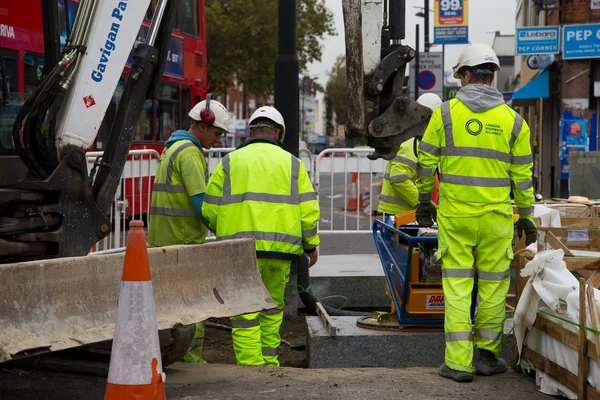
[441,147,512,163]
[384,173,410,183]
[512,154,533,165]
[445,331,472,342]
[441,101,454,147]
[419,141,441,156]
[262,347,279,356]
[190,338,204,348]
[440,174,511,187]
[218,231,302,246]
[153,183,188,194]
[220,154,299,205]
[393,155,417,170]
[419,193,432,202]
[477,270,510,281]
[154,142,196,194]
[515,180,533,191]
[442,269,475,278]
[150,207,196,217]
[261,308,283,315]
[509,113,523,150]
[299,192,317,202]
[379,194,411,207]
[303,226,318,238]
[417,167,433,177]
[231,319,260,328]
[204,194,221,204]
[474,329,503,341]
[519,207,533,216]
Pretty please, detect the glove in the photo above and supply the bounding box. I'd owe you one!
[416,202,437,227]
[516,218,537,245]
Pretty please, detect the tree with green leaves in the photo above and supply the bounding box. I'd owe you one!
[325,54,347,126]
[206,0,335,97]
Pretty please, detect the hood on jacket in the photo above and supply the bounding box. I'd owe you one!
[165,130,202,149]
[455,84,505,113]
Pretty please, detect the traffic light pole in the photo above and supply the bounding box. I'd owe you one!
[274,0,299,157]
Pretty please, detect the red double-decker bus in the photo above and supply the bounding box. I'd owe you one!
[0,0,207,216]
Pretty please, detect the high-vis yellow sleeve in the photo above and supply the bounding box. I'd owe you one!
[298,161,320,250]
[178,150,207,197]
[388,161,419,208]
[202,161,225,233]
[416,107,443,202]
[509,118,535,220]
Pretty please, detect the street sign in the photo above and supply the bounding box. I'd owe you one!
[592,0,600,10]
[434,0,469,45]
[409,52,444,98]
[445,86,461,101]
[563,23,600,60]
[516,26,560,55]
[418,71,437,90]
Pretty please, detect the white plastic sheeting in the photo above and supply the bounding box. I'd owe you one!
[514,249,600,398]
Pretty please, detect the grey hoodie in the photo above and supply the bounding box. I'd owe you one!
[455,84,505,113]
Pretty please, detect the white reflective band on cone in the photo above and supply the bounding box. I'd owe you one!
[107,281,163,385]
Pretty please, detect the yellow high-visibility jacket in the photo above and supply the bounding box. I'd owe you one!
[202,138,320,257]
[416,84,534,220]
[378,138,419,215]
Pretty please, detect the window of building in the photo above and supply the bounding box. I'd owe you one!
[157,83,181,142]
[523,0,530,27]
[180,0,199,37]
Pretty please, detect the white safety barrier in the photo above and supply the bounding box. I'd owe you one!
[315,148,388,233]
[86,149,160,252]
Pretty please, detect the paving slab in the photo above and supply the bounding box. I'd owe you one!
[307,316,514,369]
[302,254,389,309]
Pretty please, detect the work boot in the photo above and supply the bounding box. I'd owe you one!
[474,349,507,376]
[438,363,474,383]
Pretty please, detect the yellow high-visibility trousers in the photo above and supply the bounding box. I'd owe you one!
[183,321,206,363]
[437,212,513,373]
[230,258,291,366]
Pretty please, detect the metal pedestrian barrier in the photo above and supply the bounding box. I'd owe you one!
[86,149,160,252]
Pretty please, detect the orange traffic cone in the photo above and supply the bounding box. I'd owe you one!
[105,220,166,400]
[346,172,364,211]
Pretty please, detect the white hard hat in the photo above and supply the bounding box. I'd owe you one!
[188,95,230,132]
[248,106,286,140]
[417,93,442,111]
[452,43,500,79]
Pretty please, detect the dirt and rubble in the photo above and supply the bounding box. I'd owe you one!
[0,314,549,399]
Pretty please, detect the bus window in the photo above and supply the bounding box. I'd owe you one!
[157,83,180,142]
[135,99,154,141]
[171,6,179,31]
[180,0,199,37]
[0,50,20,152]
[182,85,190,119]
[145,1,153,21]
[23,53,45,96]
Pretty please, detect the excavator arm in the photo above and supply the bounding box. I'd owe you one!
[343,0,433,160]
[0,0,176,262]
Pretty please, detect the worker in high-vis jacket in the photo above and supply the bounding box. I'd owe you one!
[415,43,537,383]
[148,94,230,364]
[203,106,320,367]
[378,93,442,218]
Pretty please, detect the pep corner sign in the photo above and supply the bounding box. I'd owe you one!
[516,26,560,55]
[563,23,600,60]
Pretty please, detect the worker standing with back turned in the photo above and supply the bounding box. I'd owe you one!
[415,43,537,383]
[148,94,230,364]
[203,106,320,367]
[377,93,442,218]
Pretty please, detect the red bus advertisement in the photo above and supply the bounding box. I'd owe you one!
[0,0,207,217]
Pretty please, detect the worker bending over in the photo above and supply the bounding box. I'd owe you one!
[416,43,537,383]
[203,106,320,367]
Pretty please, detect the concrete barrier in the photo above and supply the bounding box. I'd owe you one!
[0,239,275,362]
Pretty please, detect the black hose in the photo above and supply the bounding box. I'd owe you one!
[296,254,370,317]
